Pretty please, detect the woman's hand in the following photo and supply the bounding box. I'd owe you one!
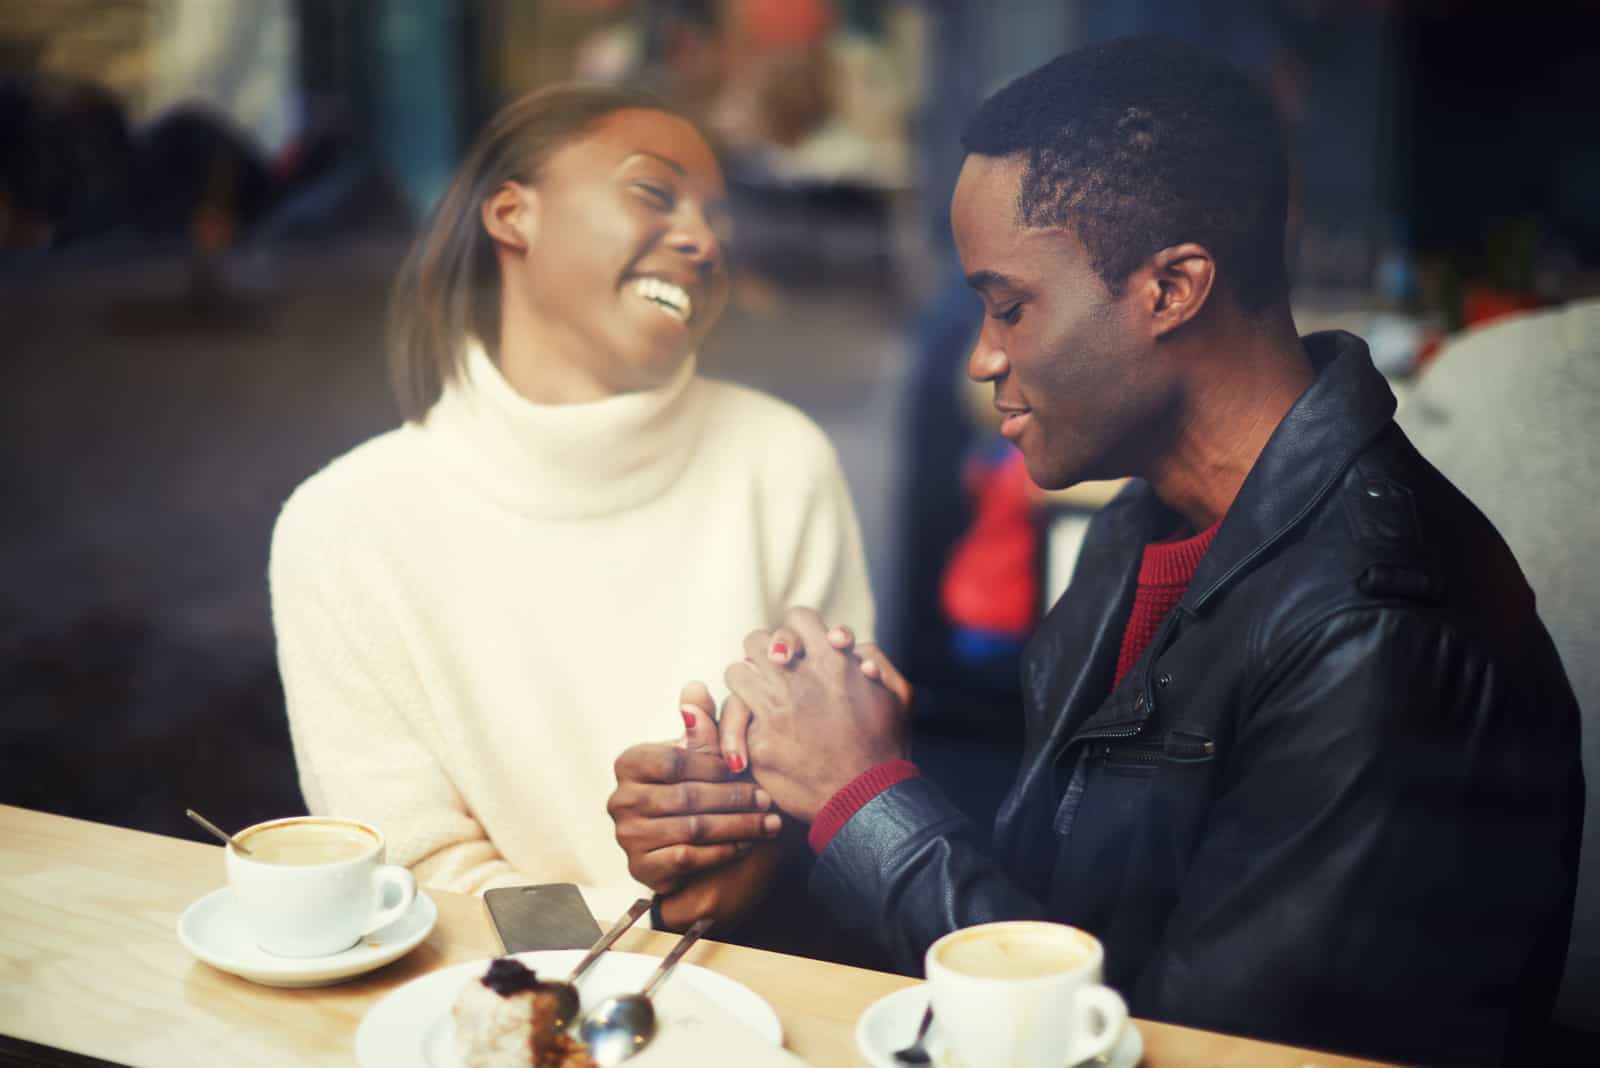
[654,838,782,932]
[607,683,781,895]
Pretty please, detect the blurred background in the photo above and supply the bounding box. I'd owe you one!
[4,0,1599,1052]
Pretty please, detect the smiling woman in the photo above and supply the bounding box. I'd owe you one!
[386,86,733,416]
[474,103,733,405]
[267,84,874,925]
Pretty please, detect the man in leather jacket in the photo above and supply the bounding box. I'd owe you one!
[606,37,1583,1067]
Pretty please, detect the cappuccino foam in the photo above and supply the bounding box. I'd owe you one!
[237,820,376,865]
[936,927,1091,979]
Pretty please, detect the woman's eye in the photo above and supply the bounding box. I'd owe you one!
[991,303,1022,325]
[635,183,675,209]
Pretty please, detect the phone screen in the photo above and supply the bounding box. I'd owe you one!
[483,883,604,954]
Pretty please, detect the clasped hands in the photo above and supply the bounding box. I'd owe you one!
[607,607,912,930]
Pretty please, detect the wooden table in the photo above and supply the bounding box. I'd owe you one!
[0,805,1395,1067]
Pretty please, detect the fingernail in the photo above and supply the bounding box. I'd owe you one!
[862,660,880,677]
[727,752,746,773]
[770,641,789,660]
[680,706,698,729]
[754,788,771,809]
[763,814,782,834]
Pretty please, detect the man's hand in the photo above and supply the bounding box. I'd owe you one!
[716,620,913,777]
[767,620,914,709]
[607,683,781,895]
[720,608,912,822]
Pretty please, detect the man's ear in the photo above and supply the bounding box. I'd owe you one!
[482,182,537,253]
[1139,243,1215,338]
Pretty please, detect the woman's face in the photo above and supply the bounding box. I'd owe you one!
[507,108,732,400]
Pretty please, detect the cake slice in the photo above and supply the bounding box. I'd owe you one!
[452,958,596,1068]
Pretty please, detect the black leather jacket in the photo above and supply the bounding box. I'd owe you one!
[812,332,1583,1066]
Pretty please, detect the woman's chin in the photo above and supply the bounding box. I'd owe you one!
[614,346,693,394]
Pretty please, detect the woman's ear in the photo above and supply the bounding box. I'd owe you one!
[1145,242,1215,338]
[482,182,537,253]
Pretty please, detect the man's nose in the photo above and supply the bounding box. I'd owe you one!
[967,328,1009,382]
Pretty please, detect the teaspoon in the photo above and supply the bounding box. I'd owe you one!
[579,916,714,1065]
[546,897,652,1030]
[893,1003,935,1064]
[185,809,251,855]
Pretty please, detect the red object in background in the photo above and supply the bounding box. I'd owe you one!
[1415,333,1445,370]
[1417,286,1544,372]
[941,447,1039,637]
[731,0,833,50]
[1462,285,1543,329]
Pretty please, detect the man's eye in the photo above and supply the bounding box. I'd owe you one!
[991,303,1022,325]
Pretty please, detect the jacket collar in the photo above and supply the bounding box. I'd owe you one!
[1038,331,1396,748]
[1182,329,1396,613]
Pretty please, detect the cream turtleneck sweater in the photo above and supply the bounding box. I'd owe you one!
[269,343,874,921]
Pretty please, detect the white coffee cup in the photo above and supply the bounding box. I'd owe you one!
[225,816,416,958]
[925,920,1128,1068]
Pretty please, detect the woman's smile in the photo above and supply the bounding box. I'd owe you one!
[628,276,695,323]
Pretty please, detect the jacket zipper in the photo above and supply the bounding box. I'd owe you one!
[1095,734,1218,764]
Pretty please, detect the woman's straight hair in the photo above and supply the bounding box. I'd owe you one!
[387,83,686,422]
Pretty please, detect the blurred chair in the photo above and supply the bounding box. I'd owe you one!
[0,75,137,250]
[1397,299,1600,1040]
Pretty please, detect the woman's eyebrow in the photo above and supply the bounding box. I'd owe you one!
[621,151,686,176]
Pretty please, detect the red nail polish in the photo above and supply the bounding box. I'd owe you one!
[772,641,789,658]
[728,753,746,773]
[681,709,697,729]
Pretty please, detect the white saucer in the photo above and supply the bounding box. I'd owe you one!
[177,886,437,988]
[856,982,1143,1068]
[355,949,783,1067]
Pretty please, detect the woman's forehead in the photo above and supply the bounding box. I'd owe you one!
[559,108,723,184]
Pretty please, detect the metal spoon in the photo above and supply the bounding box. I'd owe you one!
[545,897,652,1030]
[185,809,251,854]
[893,1003,935,1065]
[579,916,714,1065]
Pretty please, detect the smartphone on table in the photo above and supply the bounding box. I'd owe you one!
[483,882,604,954]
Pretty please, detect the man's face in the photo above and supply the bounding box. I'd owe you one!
[951,154,1178,490]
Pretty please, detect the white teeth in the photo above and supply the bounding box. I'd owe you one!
[632,277,692,321]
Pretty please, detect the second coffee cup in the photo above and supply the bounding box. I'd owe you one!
[925,920,1127,1067]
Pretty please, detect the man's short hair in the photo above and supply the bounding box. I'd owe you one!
[961,36,1291,310]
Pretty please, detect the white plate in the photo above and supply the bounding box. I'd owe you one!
[177,886,436,988]
[355,949,783,1068]
[855,982,1143,1068]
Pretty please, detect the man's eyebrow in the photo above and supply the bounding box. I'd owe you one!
[965,269,1019,293]
[623,151,686,176]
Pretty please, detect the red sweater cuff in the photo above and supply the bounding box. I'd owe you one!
[807,759,921,855]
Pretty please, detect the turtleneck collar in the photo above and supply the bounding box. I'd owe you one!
[419,338,708,519]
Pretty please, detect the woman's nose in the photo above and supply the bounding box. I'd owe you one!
[668,211,721,270]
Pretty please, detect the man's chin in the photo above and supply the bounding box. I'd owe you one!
[1022,454,1075,492]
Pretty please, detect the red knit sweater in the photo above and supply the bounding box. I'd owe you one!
[1112,521,1220,687]
[809,521,1221,854]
